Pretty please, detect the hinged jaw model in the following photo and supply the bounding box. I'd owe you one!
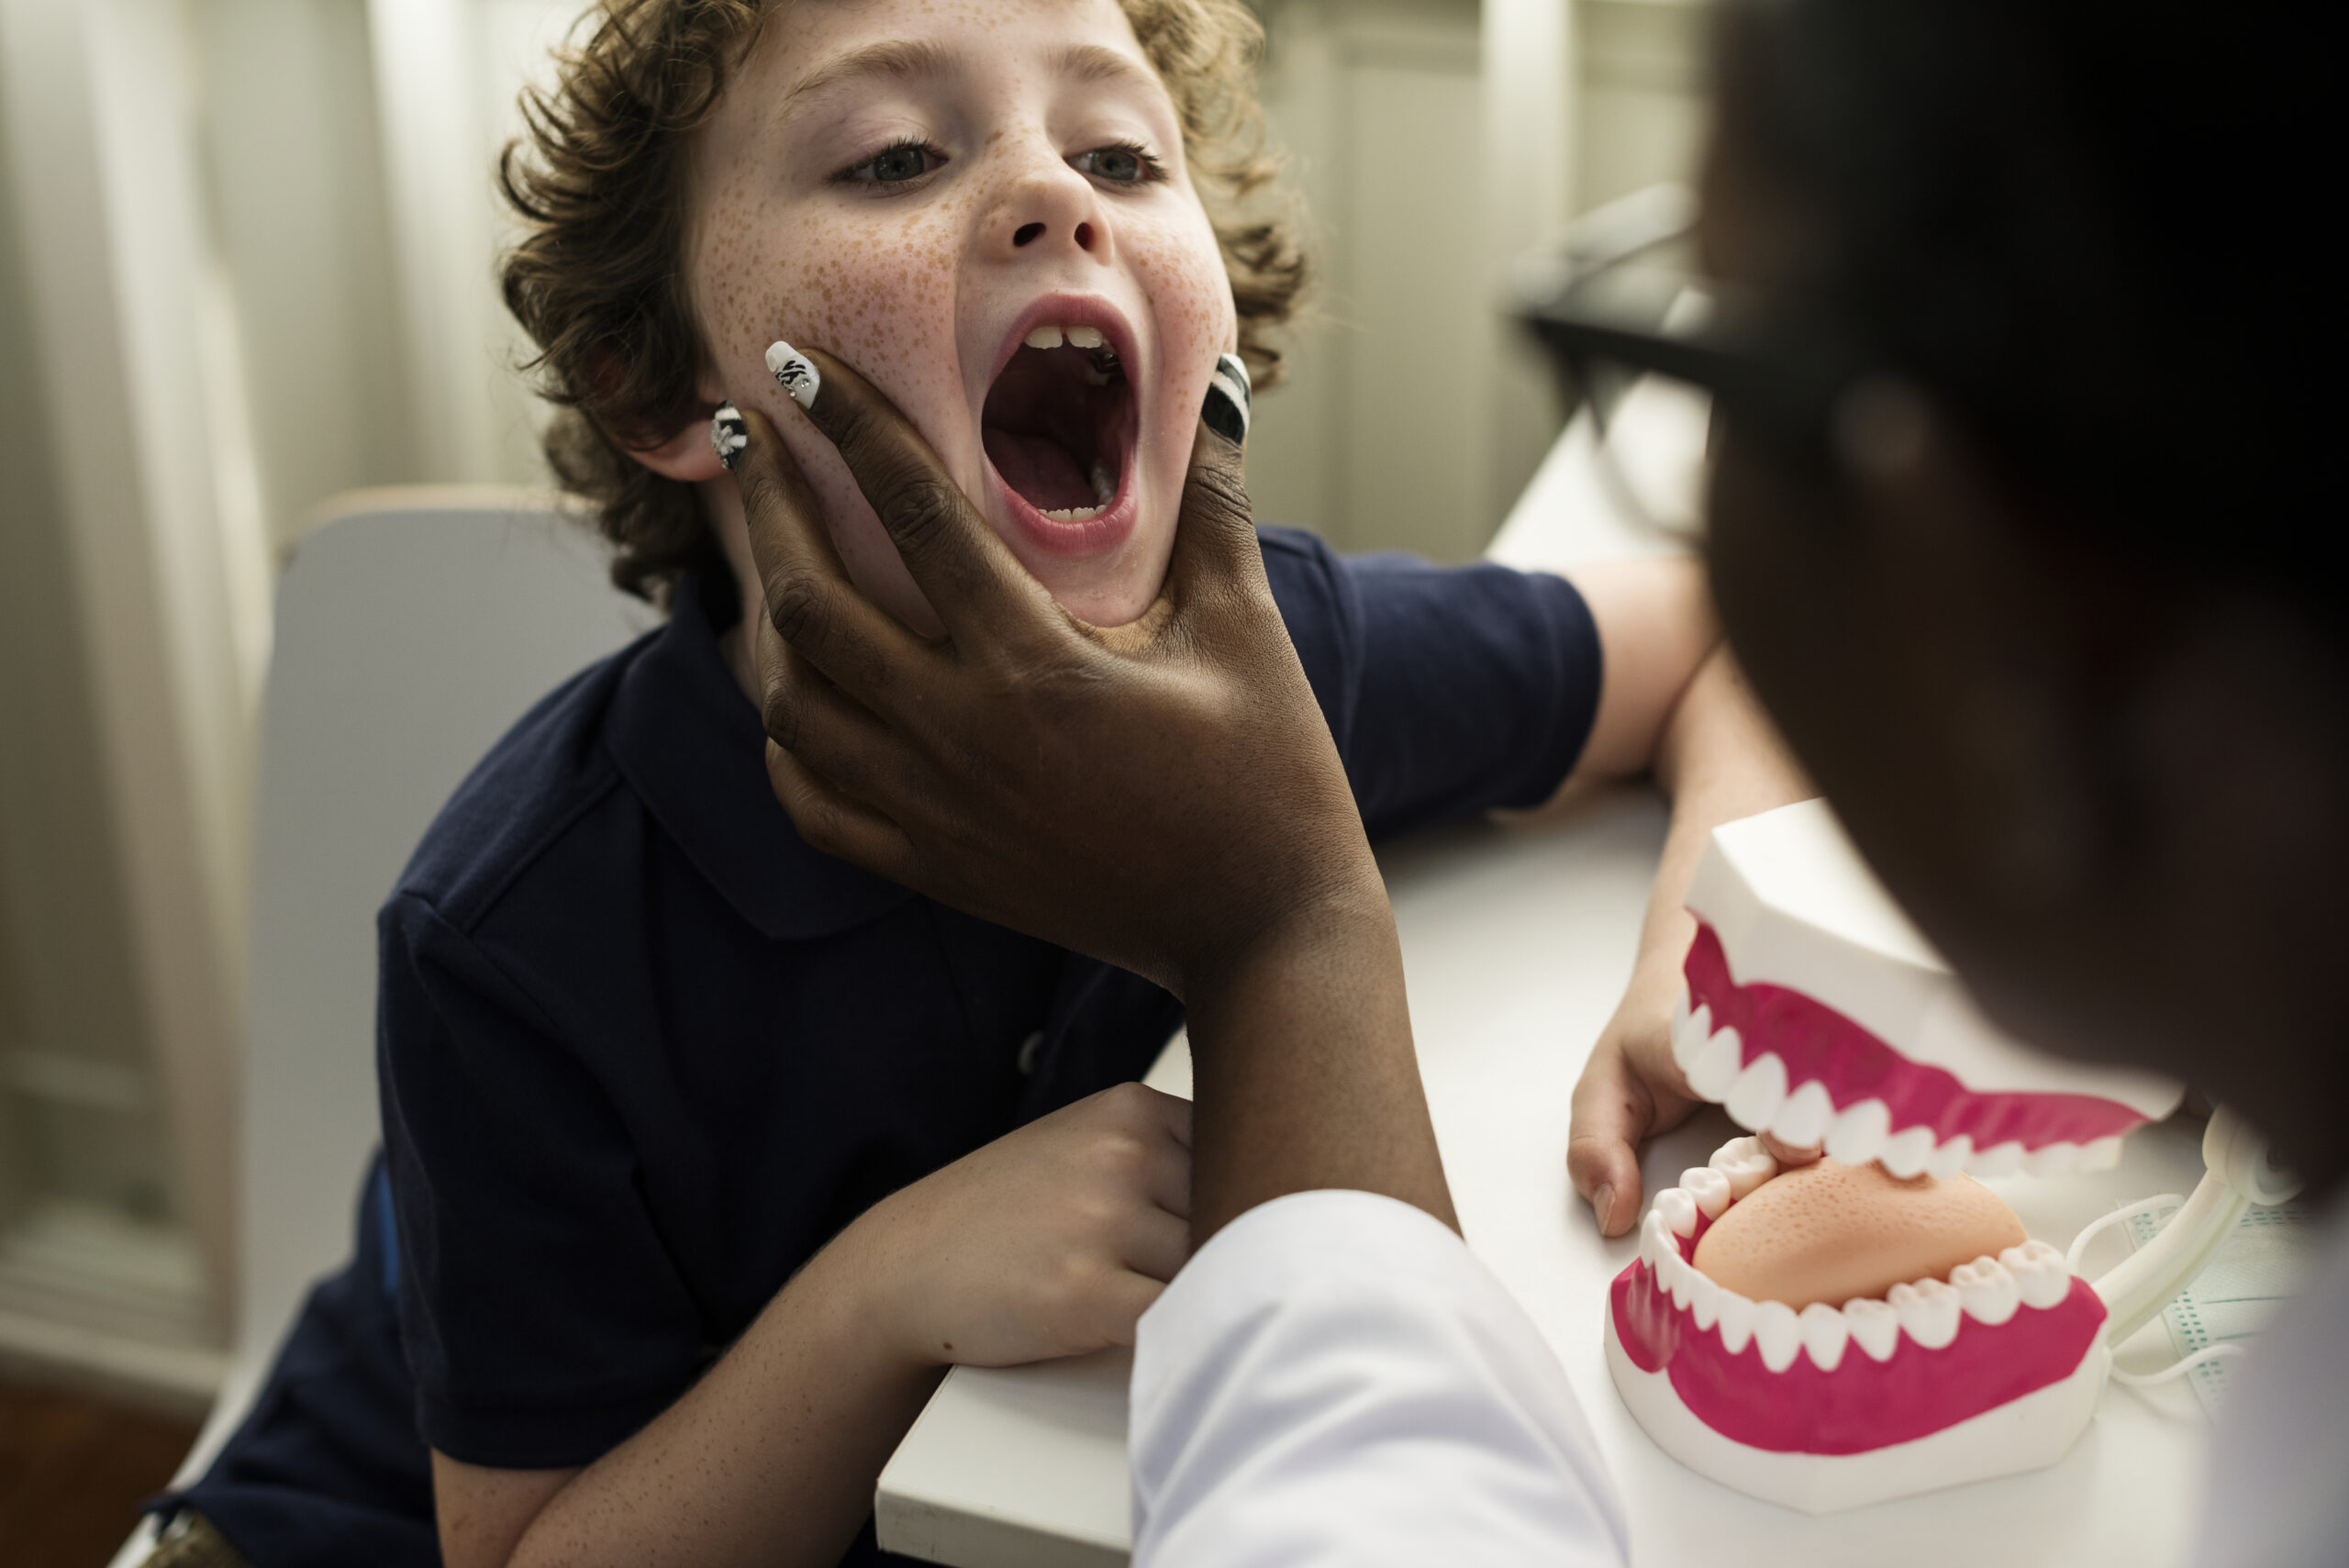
[1604,800,2294,1513]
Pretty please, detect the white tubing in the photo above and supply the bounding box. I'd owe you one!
[2088,1106,2299,1347]
[2091,1168,2247,1347]
[2066,1194,2186,1276]
[2110,1340,2246,1389]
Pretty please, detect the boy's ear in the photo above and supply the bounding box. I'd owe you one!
[627,408,726,483]
[622,370,733,482]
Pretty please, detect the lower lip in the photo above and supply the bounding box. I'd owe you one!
[987,466,1141,558]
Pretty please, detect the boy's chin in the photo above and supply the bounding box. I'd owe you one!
[1032,571,1161,629]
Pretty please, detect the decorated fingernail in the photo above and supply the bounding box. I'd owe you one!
[710,402,748,470]
[1202,351,1250,444]
[765,340,819,410]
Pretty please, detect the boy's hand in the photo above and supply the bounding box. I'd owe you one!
[851,1083,1193,1366]
[724,350,1380,1001]
[1568,938,1705,1238]
[1568,919,1821,1237]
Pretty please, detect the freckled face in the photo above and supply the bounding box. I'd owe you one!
[689,0,1236,631]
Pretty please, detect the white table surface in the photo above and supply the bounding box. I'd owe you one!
[875,793,2215,1566]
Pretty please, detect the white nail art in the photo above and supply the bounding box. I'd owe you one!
[1202,352,1250,443]
[710,403,748,469]
[765,340,819,410]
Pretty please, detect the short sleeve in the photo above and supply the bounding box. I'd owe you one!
[378,892,707,1468]
[1258,529,1603,840]
[1130,1190,1630,1566]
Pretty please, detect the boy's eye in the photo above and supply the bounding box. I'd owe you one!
[1073,144,1163,185]
[837,139,944,186]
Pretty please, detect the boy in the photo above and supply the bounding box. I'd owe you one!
[155,2,1799,1565]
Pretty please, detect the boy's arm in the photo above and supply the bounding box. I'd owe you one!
[433,1208,939,1568]
[1565,643,1812,1234]
[1531,556,1815,1235]
[432,1083,1191,1568]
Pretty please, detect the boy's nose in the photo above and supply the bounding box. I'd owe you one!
[985,153,1111,266]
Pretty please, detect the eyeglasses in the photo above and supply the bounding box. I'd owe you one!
[1511,193,1865,539]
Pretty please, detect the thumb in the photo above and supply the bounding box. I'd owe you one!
[1165,354,1264,597]
[1568,1036,1657,1239]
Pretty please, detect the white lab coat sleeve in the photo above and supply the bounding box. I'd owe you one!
[1129,1189,1631,1568]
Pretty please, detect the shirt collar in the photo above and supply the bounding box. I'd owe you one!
[603,569,915,940]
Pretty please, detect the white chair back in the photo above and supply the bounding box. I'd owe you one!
[150,493,651,1518]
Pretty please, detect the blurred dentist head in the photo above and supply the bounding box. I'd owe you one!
[1693,0,2341,1188]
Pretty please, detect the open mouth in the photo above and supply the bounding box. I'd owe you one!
[981,310,1140,548]
[1606,1135,2111,1513]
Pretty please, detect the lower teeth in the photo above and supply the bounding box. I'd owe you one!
[1041,505,1103,521]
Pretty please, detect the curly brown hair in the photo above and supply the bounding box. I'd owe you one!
[500,0,1308,605]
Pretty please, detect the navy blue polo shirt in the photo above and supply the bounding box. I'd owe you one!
[173,528,1601,1566]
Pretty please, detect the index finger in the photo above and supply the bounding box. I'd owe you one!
[765,340,1050,644]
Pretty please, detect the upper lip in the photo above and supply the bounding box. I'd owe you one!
[984,292,1141,394]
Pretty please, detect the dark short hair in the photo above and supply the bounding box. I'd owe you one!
[500,0,1308,606]
[1716,0,2325,619]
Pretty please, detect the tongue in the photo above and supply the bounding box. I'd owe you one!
[985,425,1098,512]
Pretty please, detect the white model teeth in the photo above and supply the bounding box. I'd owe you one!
[1039,505,1104,522]
[1669,987,1711,1074]
[1754,1300,1803,1372]
[1633,1146,2087,1374]
[1768,1080,1835,1149]
[1798,1302,1850,1372]
[1888,1278,1962,1350]
[1688,1269,1723,1331]
[1653,1186,1701,1240]
[1926,1133,1974,1179]
[1951,1256,2021,1326]
[1687,1026,1744,1102]
[1641,1209,1675,1274]
[1674,996,2132,1180]
[1065,325,1106,349]
[1708,1136,1777,1201]
[1970,1140,2025,1177]
[1024,324,1065,349]
[1716,1291,1758,1356]
[2000,1240,2072,1310]
[1825,1098,1891,1163]
[1844,1297,1902,1362]
[1679,1165,1732,1220]
[1724,1051,1789,1133]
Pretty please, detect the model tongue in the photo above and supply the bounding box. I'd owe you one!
[983,426,1098,512]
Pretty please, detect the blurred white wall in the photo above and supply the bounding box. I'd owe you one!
[1246,0,1711,560]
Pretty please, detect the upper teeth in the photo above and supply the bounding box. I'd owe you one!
[1024,323,1108,350]
[1672,983,2129,1180]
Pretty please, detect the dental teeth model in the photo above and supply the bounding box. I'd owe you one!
[1609,1135,2110,1514]
[1606,799,2193,1512]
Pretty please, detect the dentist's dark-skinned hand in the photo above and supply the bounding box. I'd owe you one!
[724,349,1454,1243]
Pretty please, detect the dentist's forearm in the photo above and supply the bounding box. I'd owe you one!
[1183,876,1453,1244]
